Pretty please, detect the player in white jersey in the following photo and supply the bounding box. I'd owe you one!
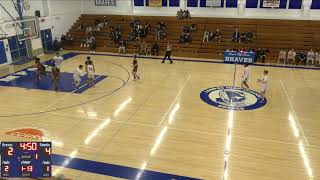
[73,65,85,89]
[241,64,250,89]
[86,61,95,87]
[53,52,64,70]
[257,70,269,103]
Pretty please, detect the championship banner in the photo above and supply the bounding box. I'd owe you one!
[224,51,255,64]
[263,0,280,7]
[206,0,222,7]
[149,0,162,7]
[95,0,116,6]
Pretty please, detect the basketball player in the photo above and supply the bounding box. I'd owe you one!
[257,70,269,103]
[51,64,60,91]
[85,56,95,73]
[33,57,50,81]
[73,65,85,89]
[241,64,250,89]
[132,55,140,80]
[87,61,95,87]
[53,52,64,70]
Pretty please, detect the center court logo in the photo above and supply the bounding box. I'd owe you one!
[200,86,267,110]
[5,128,46,140]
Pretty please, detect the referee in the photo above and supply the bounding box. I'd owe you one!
[162,42,173,64]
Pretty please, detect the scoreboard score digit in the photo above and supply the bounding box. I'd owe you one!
[0,142,52,178]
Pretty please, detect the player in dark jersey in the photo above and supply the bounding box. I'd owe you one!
[33,57,50,81]
[132,55,140,80]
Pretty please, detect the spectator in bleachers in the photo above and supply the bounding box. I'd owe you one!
[146,43,152,56]
[240,32,246,43]
[246,31,253,43]
[183,10,191,19]
[232,28,240,43]
[151,42,160,56]
[287,49,296,65]
[77,23,84,31]
[208,32,214,41]
[315,51,320,66]
[103,16,109,27]
[277,49,287,64]
[145,21,151,33]
[118,40,126,55]
[177,9,184,20]
[156,21,166,40]
[307,49,315,66]
[89,37,96,53]
[179,32,192,44]
[140,41,147,55]
[214,29,222,43]
[296,51,307,65]
[203,31,209,42]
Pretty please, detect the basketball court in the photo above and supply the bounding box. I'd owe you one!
[0,51,319,179]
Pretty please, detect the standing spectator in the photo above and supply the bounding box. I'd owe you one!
[278,49,287,64]
[307,49,315,66]
[152,42,160,56]
[53,38,59,51]
[215,29,222,43]
[162,42,173,64]
[246,31,253,43]
[118,40,126,55]
[287,49,296,65]
[203,31,209,42]
[232,28,240,43]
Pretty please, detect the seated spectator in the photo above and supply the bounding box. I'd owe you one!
[151,42,160,56]
[179,32,192,44]
[118,40,126,55]
[315,51,320,66]
[287,49,296,65]
[146,43,152,56]
[239,47,246,53]
[208,32,214,41]
[155,21,166,40]
[232,28,240,43]
[214,29,222,43]
[296,51,307,65]
[246,31,253,43]
[203,31,209,42]
[177,9,184,20]
[145,21,151,33]
[278,49,287,64]
[307,49,315,66]
[256,48,268,63]
[103,16,109,27]
[183,10,191,19]
[77,23,83,31]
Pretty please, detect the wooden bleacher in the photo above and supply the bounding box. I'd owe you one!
[64,14,320,63]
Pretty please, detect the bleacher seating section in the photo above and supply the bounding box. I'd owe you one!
[64,14,320,63]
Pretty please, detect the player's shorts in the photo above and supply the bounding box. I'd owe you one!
[88,73,94,79]
[242,78,248,83]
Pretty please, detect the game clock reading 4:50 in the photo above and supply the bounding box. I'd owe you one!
[0,142,52,178]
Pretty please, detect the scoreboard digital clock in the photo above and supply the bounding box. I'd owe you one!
[0,142,52,178]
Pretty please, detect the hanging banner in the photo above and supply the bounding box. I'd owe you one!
[95,0,116,6]
[206,0,222,7]
[263,0,280,7]
[149,0,162,7]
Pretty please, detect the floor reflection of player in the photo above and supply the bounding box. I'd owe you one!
[51,64,60,91]
[257,70,269,103]
[241,64,250,89]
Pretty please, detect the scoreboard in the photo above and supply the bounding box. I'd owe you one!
[0,142,52,178]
